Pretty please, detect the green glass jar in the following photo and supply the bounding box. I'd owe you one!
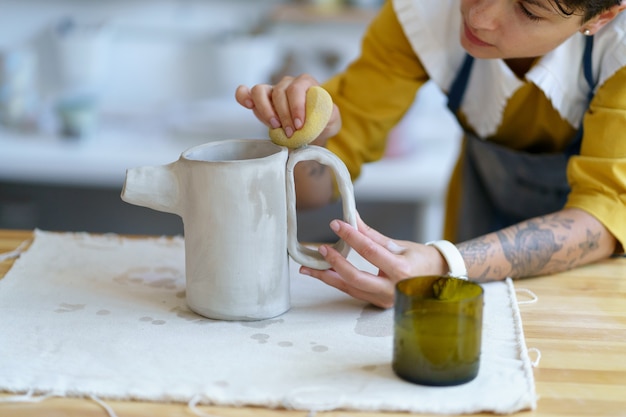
[392,275,484,386]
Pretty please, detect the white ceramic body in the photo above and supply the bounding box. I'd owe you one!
[121,139,356,321]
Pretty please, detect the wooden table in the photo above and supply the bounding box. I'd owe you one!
[1,229,625,417]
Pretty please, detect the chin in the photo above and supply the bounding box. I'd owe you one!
[460,38,500,59]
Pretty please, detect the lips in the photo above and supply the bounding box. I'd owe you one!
[463,22,493,47]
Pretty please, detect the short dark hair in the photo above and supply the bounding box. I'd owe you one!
[554,0,622,22]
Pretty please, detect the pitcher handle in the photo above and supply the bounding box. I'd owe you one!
[286,145,358,269]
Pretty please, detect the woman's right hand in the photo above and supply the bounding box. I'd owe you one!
[235,74,341,147]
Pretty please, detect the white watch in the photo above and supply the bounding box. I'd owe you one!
[425,240,468,279]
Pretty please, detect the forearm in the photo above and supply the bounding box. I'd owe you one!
[294,161,335,210]
[457,207,617,281]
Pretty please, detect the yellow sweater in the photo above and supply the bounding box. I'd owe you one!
[323,0,626,248]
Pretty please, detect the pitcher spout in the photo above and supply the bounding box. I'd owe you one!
[121,162,181,215]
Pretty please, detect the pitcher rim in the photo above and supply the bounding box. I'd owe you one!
[180,138,287,163]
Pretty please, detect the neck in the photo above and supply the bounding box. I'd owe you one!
[504,57,538,78]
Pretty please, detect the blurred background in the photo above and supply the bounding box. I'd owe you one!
[0,0,461,243]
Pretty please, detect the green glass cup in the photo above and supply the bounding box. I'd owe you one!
[392,275,484,386]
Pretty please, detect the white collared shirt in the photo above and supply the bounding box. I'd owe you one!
[393,0,626,137]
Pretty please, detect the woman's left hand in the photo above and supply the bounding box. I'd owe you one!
[300,215,447,308]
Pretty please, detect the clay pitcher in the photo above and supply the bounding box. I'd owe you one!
[121,139,357,321]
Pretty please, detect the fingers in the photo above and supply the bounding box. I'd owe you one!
[297,217,419,309]
[355,215,404,253]
[318,244,389,294]
[297,218,407,309]
[250,83,280,128]
[235,75,320,138]
[300,253,395,309]
[235,83,276,129]
[234,84,254,109]
[272,77,307,137]
[330,219,403,273]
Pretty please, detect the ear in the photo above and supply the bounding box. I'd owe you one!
[581,1,626,35]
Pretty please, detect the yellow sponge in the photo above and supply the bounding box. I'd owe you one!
[269,86,333,148]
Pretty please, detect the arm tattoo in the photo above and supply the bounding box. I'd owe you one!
[496,214,574,277]
[579,229,601,259]
[459,212,609,281]
[459,237,497,281]
[461,238,490,269]
[496,222,560,277]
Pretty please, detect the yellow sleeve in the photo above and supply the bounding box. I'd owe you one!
[566,65,626,250]
[323,0,430,181]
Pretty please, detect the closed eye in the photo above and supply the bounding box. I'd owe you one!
[518,3,542,21]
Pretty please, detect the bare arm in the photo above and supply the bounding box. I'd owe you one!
[303,207,617,308]
[293,161,335,210]
[458,207,617,282]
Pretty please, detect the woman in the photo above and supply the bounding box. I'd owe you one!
[236,0,626,308]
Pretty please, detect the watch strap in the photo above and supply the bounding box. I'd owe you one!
[425,240,468,279]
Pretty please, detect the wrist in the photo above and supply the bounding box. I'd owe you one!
[425,240,468,279]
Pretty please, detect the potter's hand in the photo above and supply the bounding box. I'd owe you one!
[235,74,341,146]
[300,216,448,309]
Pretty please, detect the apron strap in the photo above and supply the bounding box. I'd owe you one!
[565,35,596,157]
[447,38,596,241]
[446,36,596,156]
[446,54,474,114]
[583,35,596,95]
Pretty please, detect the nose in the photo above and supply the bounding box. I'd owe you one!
[468,0,501,31]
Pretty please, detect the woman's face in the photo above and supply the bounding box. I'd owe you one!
[460,0,585,59]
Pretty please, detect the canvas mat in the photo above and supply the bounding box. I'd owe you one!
[0,230,537,414]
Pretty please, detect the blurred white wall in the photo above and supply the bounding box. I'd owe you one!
[1,0,460,242]
[0,0,293,113]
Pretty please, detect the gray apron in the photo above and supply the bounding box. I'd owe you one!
[449,37,596,242]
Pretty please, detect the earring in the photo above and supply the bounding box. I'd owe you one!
[583,29,592,36]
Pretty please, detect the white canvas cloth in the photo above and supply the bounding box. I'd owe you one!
[0,230,537,414]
